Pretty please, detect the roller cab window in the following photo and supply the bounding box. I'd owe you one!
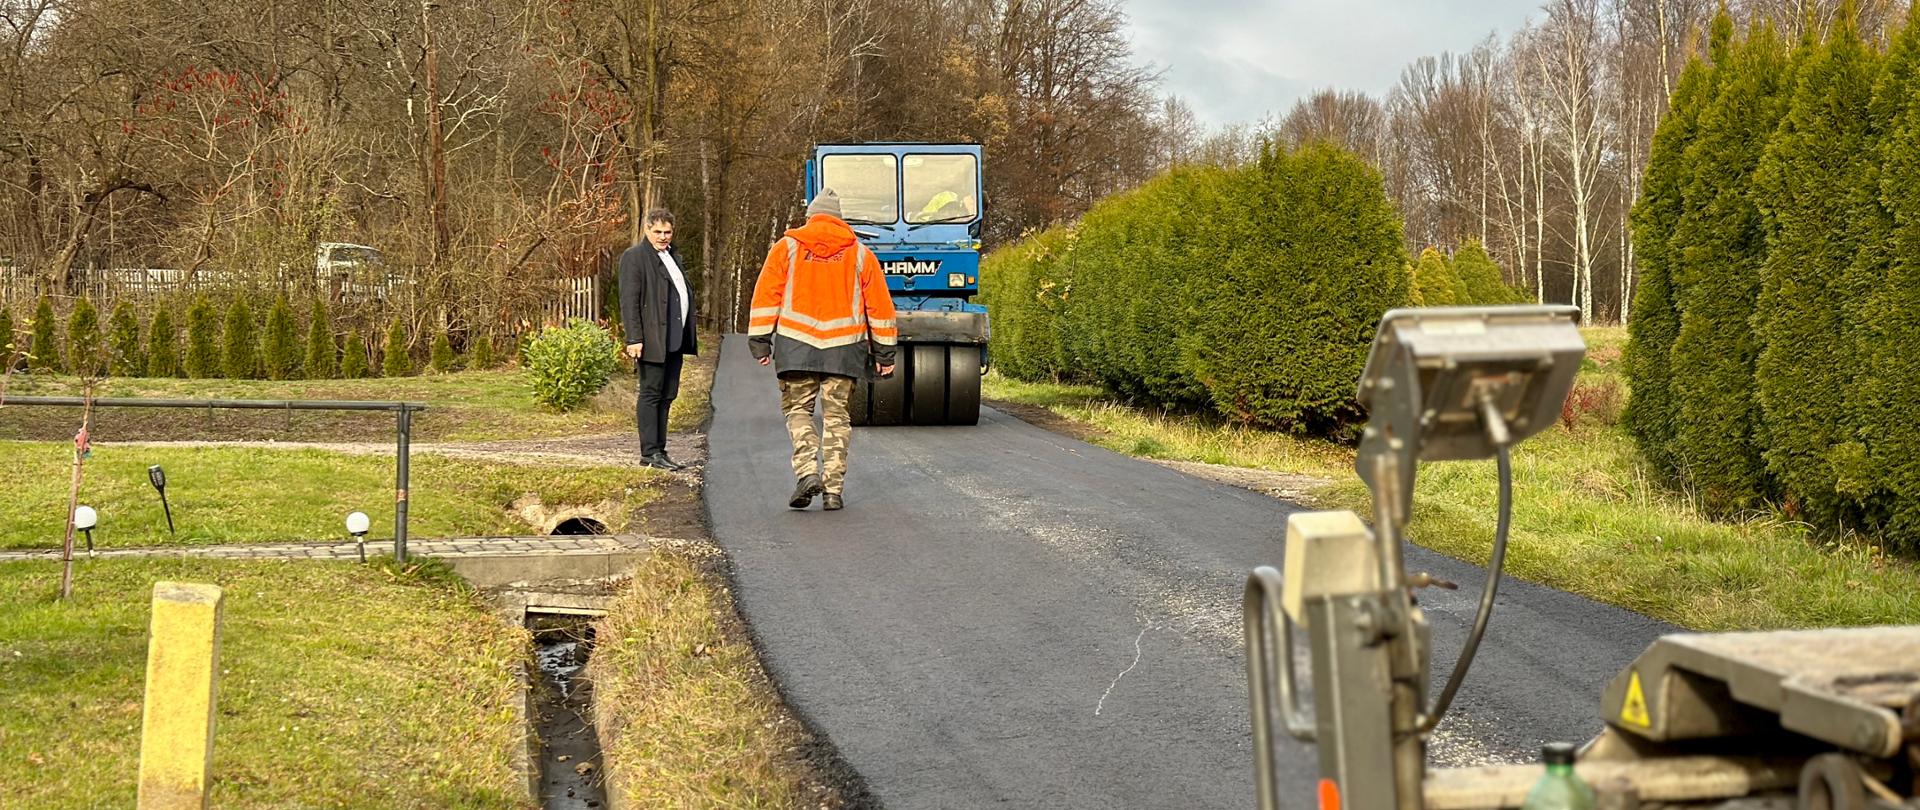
[820,154,899,224]
[904,154,979,224]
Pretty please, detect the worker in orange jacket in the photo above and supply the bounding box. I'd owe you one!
[748,188,899,510]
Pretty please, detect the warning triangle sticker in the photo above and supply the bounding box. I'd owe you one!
[1620,671,1651,728]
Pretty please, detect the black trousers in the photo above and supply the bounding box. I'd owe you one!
[636,352,684,457]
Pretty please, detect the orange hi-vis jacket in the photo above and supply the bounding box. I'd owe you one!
[747,214,899,378]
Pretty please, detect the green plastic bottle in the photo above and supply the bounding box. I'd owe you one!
[1521,742,1595,810]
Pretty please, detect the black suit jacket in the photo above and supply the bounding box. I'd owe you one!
[617,243,699,363]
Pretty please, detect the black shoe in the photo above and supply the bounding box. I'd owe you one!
[655,452,686,471]
[822,493,843,511]
[789,474,822,509]
[641,454,681,471]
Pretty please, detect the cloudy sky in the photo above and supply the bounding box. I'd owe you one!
[1125,0,1548,127]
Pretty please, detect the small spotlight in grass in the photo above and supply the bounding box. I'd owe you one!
[73,505,97,558]
[346,511,371,563]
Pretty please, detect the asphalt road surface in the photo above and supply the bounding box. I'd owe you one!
[704,335,1673,808]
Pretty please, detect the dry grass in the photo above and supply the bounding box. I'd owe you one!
[982,375,1352,479]
[589,552,837,808]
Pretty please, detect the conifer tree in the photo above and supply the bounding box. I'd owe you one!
[1851,12,1920,545]
[1626,28,1726,482]
[470,332,494,370]
[1450,239,1524,304]
[222,298,259,379]
[1409,246,1459,306]
[1752,9,1878,528]
[429,327,454,373]
[184,295,220,378]
[147,308,179,378]
[304,299,336,379]
[341,328,369,378]
[1191,143,1407,432]
[262,295,299,380]
[0,306,14,371]
[382,316,410,377]
[1667,19,1793,515]
[66,297,103,377]
[28,296,59,373]
[108,302,143,377]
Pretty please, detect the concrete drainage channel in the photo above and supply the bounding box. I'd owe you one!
[436,523,641,810]
[528,609,611,809]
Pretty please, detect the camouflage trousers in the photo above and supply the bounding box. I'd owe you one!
[778,372,855,493]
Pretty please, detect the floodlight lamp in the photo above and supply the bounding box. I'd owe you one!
[73,505,97,531]
[345,511,371,537]
[1355,305,1586,525]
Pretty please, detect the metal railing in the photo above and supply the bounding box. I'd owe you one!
[1,396,427,561]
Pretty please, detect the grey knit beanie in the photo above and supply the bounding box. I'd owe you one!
[807,188,843,219]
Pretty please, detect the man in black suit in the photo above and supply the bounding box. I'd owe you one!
[618,208,698,471]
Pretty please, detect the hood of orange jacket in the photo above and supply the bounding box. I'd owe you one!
[784,214,858,258]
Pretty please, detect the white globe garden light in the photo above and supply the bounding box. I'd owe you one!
[73,505,98,557]
[345,510,371,563]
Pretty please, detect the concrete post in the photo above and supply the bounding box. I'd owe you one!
[137,582,224,810]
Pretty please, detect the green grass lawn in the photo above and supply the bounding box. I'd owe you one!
[0,443,663,549]
[0,558,533,809]
[982,324,1920,632]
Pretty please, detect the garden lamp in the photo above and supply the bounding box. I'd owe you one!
[148,465,174,535]
[346,511,371,563]
[73,505,97,558]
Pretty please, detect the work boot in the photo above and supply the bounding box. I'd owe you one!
[789,474,822,509]
[822,493,844,511]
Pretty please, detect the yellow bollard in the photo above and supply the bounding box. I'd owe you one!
[136,582,224,810]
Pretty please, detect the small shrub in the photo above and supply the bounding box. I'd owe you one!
[184,295,220,378]
[262,295,299,380]
[1560,378,1625,431]
[524,318,618,411]
[304,299,336,379]
[470,332,495,370]
[147,308,179,378]
[341,328,369,378]
[429,327,454,373]
[1409,246,1463,306]
[222,298,258,379]
[29,296,59,373]
[382,316,411,377]
[1451,239,1528,304]
[108,302,143,377]
[66,297,104,377]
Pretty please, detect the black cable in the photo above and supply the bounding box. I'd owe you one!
[1419,440,1513,734]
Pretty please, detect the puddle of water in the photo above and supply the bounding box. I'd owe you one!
[529,615,609,809]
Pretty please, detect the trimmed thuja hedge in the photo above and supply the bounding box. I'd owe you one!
[1628,11,1920,550]
[5,293,446,382]
[981,143,1409,435]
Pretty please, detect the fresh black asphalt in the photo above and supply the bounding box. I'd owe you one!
[703,335,1674,808]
